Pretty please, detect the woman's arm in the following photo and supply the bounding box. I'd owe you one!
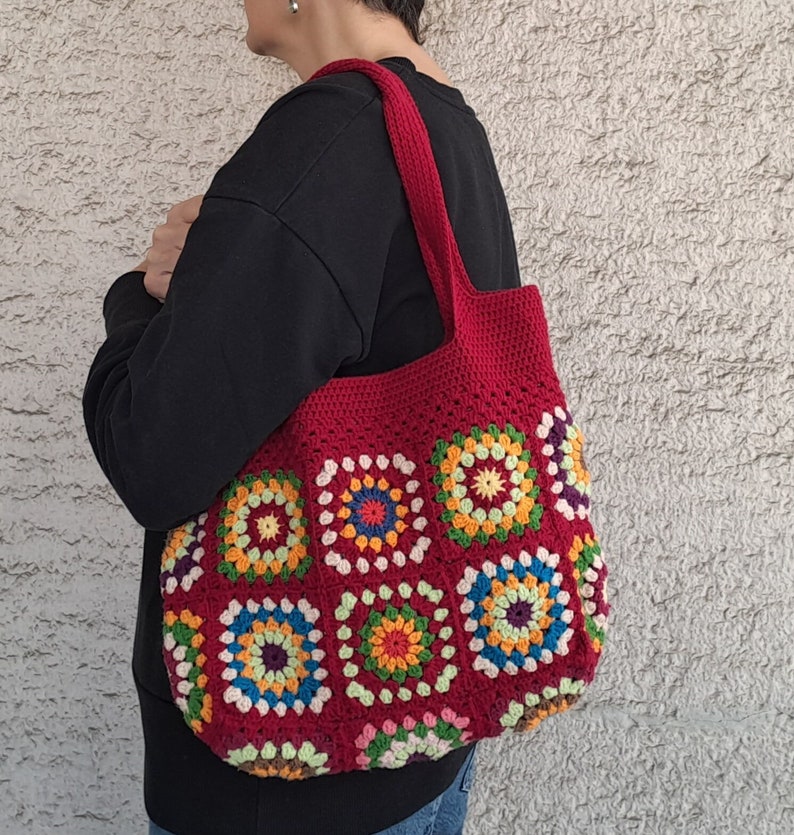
[82,196,364,531]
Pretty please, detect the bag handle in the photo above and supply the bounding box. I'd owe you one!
[309,57,471,344]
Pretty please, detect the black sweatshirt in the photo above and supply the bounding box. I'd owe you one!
[82,56,522,835]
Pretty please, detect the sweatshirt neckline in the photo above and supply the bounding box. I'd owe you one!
[376,56,475,115]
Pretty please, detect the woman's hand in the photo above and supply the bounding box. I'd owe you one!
[135,195,204,302]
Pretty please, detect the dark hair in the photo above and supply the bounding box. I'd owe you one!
[356,0,427,45]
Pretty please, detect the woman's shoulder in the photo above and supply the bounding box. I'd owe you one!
[205,75,381,212]
[261,68,379,124]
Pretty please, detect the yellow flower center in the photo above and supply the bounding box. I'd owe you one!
[256,513,281,542]
[472,466,507,500]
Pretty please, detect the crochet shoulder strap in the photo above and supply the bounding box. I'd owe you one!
[308,58,472,344]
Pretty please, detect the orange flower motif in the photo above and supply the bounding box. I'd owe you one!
[431,423,543,548]
[216,470,312,584]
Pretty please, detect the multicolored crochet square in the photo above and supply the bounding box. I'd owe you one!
[160,513,208,595]
[499,677,585,732]
[225,740,331,780]
[215,470,312,584]
[355,708,474,769]
[568,533,609,651]
[163,609,212,732]
[430,423,542,548]
[456,548,574,677]
[314,453,431,575]
[218,596,330,716]
[334,580,458,707]
[535,406,592,520]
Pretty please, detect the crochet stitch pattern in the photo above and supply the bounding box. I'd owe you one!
[355,709,473,769]
[498,677,585,732]
[431,422,543,548]
[215,471,312,584]
[225,740,331,780]
[456,549,575,678]
[218,596,329,717]
[335,580,458,706]
[158,58,610,780]
[160,512,208,595]
[535,406,592,521]
[163,609,212,732]
[568,533,609,652]
[315,454,431,576]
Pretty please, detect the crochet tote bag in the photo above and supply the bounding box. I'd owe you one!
[159,57,609,780]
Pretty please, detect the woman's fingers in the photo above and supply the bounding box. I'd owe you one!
[168,194,204,225]
[141,195,204,302]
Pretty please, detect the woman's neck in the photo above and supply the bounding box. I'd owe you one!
[250,2,449,86]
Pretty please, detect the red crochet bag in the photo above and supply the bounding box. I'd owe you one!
[159,58,609,780]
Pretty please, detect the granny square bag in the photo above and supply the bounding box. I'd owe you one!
[158,58,610,780]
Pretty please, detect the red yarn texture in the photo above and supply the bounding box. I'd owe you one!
[158,59,609,781]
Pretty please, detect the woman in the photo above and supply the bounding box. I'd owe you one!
[83,1,523,833]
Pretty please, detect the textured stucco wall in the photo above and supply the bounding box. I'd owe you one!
[1,0,792,833]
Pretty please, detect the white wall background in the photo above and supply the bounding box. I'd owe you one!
[1,0,792,832]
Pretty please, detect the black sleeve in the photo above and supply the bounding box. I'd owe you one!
[82,196,364,531]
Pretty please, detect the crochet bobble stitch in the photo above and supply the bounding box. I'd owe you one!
[163,609,212,731]
[500,677,585,732]
[160,415,609,780]
[431,423,543,548]
[536,407,592,521]
[316,452,430,575]
[216,471,311,584]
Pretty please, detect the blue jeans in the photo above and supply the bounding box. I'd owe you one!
[148,742,477,835]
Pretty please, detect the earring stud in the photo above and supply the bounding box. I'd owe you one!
[289,0,298,12]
